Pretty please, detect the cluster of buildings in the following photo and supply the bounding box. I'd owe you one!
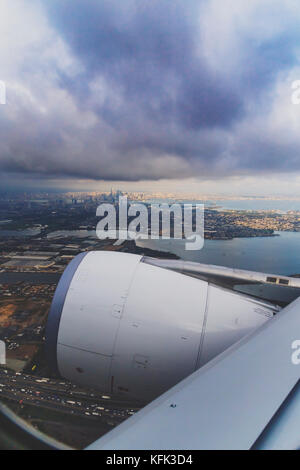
[233,212,300,232]
[0,282,56,299]
[0,237,113,273]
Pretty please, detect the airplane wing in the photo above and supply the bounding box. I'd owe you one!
[87,294,300,450]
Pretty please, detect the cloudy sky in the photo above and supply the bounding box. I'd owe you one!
[1,0,300,195]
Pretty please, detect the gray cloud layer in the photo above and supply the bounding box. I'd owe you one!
[1,0,300,185]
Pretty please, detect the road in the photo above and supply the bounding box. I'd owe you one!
[0,368,140,425]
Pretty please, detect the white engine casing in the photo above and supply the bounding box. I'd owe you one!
[45,251,277,401]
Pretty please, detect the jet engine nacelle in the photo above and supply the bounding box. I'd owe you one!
[45,251,277,402]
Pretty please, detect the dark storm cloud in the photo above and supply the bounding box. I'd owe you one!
[1,0,300,184]
[46,0,243,129]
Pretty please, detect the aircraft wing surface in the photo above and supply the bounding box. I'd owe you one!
[88,296,300,450]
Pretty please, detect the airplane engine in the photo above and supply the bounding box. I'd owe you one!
[45,251,278,402]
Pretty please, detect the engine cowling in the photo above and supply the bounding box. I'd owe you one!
[45,251,277,402]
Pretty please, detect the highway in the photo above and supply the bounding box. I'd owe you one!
[0,368,140,425]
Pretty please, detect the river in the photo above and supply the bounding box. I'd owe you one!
[137,231,300,275]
